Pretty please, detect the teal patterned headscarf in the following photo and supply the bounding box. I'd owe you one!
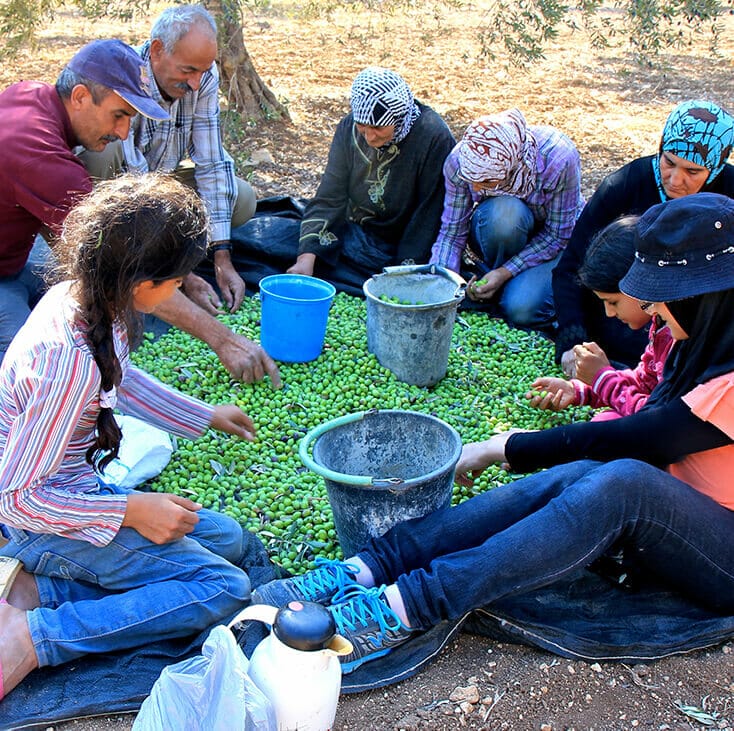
[652,100,734,201]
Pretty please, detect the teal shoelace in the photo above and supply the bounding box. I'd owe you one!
[330,584,404,643]
[294,557,360,600]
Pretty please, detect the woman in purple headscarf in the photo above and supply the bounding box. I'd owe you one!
[430,108,585,331]
[553,100,734,377]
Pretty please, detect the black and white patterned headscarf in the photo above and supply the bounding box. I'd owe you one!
[350,67,420,145]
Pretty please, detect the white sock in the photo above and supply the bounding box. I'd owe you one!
[347,556,375,588]
[383,584,411,628]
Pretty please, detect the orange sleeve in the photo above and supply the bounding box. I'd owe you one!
[682,373,734,439]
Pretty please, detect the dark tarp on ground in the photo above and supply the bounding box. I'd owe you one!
[198,196,372,298]
[0,527,280,730]
[194,195,304,294]
[3,562,734,729]
[203,196,493,300]
[212,196,525,312]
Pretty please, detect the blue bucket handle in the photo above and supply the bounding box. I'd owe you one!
[299,410,409,489]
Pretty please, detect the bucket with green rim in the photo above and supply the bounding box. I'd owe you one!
[299,409,462,557]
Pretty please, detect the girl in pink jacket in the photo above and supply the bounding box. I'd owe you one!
[530,216,674,419]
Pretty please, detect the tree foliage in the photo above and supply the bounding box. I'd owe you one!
[0,0,150,57]
[479,0,727,65]
[299,0,727,66]
[0,0,729,118]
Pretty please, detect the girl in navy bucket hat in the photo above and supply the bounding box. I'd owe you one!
[622,192,734,301]
[252,194,734,676]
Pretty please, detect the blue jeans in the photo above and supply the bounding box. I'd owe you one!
[0,238,50,364]
[356,459,734,630]
[0,498,251,667]
[470,196,556,329]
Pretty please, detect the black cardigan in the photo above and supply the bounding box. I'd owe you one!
[298,103,456,266]
[505,397,730,474]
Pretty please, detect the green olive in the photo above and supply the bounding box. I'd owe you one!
[133,292,592,574]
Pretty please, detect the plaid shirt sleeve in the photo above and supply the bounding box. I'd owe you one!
[429,147,477,272]
[503,129,584,276]
[188,62,238,243]
[123,47,237,244]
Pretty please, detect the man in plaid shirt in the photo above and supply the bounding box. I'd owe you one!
[82,4,256,320]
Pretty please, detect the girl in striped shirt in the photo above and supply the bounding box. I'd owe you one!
[0,175,256,701]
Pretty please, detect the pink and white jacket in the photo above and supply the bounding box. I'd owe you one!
[572,318,674,418]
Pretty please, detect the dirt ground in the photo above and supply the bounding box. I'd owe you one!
[2,1,734,729]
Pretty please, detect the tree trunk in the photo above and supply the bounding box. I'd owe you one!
[204,0,290,121]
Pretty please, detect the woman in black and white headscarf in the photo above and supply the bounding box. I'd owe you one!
[287,67,456,293]
[349,67,421,147]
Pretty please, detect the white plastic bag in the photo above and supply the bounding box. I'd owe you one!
[99,415,173,489]
[133,624,276,731]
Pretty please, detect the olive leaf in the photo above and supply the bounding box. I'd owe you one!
[673,699,718,726]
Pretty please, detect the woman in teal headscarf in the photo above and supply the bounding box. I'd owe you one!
[652,100,734,199]
[553,100,734,375]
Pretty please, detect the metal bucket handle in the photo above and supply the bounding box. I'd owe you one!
[380,264,467,301]
[299,410,408,489]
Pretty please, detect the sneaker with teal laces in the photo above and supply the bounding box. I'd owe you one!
[251,557,360,608]
[329,584,414,673]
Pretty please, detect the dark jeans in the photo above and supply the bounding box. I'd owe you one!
[356,459,734,630]
[469,196,556,329]
[0,237,50,364]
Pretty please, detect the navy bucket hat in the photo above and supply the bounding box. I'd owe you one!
[620,192,734,303]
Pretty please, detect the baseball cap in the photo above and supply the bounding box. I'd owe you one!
[67,39,168,121]
[620,193,734,302]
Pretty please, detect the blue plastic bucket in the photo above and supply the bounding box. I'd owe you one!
[259,274,336,362]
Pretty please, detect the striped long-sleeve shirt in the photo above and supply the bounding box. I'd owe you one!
[430,126,585,274]
[0,283,214,546]
[121,41,237,244]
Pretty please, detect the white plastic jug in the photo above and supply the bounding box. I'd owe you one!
[230,600,353,731]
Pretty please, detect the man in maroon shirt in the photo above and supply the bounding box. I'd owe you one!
[0,39,280,386]
[0,40,167,363]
